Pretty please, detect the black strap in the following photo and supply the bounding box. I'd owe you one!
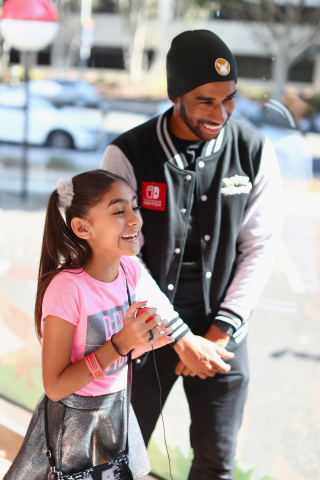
[44,263,133,470]
[44,395,55,469]
[120,262,132,454]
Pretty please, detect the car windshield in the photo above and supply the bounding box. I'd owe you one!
[0,88,56,110]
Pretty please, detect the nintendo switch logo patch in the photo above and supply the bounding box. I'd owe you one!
[142,181,166,211]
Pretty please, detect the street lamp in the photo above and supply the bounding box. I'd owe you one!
[0,0,59,198]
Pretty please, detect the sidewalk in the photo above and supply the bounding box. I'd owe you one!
[0,397,32,478]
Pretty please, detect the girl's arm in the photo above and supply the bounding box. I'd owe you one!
[42,300,173,401]
[42,315,116,401]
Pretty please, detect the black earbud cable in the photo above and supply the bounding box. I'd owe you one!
[151,345,174,480]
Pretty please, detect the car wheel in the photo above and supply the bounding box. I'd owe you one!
[46,130,74,149]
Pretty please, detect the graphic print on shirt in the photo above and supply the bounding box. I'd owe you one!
[141,181,167,211]
[85,301,130,375]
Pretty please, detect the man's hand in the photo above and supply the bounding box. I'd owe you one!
[204,324,231,349]
[173,331,234,379]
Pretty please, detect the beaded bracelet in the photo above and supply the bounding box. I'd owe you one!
[84,352,106,379]
[110,333,128,357]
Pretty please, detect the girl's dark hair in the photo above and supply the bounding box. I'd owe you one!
[35,169,132,339]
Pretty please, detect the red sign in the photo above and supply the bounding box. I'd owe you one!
[141,181,166,211]
[2,0,59,22]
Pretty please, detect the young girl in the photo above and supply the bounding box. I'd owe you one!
[4,169,178,480]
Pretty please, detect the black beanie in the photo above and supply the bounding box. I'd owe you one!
[166,30,237,99]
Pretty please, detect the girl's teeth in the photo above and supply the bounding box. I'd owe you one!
[123,234,137,239]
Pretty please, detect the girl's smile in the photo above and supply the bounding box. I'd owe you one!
[87,181,142,256]
[71,180,142,281]
[121,232,140,243]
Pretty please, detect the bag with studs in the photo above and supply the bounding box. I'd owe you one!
[44,362,133,480]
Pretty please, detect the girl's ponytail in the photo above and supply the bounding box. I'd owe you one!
[34,169,133,339]
[34,188,90,339]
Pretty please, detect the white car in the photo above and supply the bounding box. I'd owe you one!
[29,79,103,109]
[0,86,104,150]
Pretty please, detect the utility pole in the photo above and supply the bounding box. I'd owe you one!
[79,0,93,72]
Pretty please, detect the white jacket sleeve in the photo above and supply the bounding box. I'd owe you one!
[134,258,190,342]
[101,144,138,192]
[214,138,283,341]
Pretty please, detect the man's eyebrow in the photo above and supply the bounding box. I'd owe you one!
[227,89,237,99]
[196,89,237,101]
[107,194,137,207]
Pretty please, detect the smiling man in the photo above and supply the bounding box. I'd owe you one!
[101,30,282,480]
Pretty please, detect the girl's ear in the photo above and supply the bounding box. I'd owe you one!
[71,217,91,239]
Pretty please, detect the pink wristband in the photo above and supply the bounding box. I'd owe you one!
[84,352,106,380]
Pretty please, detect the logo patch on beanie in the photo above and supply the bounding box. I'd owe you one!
[215,58,230,76]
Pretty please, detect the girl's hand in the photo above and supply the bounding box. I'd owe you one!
[131,303,175,357]
[131,330,174,359]
[112,301,174,356]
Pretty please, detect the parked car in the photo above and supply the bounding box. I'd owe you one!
[29,79,103,109]
[0,86,104,150]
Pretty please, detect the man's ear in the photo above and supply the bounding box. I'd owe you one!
[70,217,91,240]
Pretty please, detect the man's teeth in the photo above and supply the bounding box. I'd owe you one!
[203,123,220,130]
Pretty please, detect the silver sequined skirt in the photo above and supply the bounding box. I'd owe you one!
[4,390,150,480]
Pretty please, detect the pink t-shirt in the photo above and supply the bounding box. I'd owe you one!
[42,256,140,396]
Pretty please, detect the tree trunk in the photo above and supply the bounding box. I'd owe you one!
[271,41,291,99]
[128,8,148,83]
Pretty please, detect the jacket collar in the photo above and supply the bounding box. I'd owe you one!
[157,108,225,168]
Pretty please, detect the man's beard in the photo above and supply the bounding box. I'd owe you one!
[179,102,229,141]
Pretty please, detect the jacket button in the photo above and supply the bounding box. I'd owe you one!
[206,271,212,278]
[181,208,187,214]
[198,161,205,168]
[168,284,174,291]
[204,234,211,241]
[186,174,192,181]
[175,248,181,254]
[135,358,142,365]
[201,195,207,201]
